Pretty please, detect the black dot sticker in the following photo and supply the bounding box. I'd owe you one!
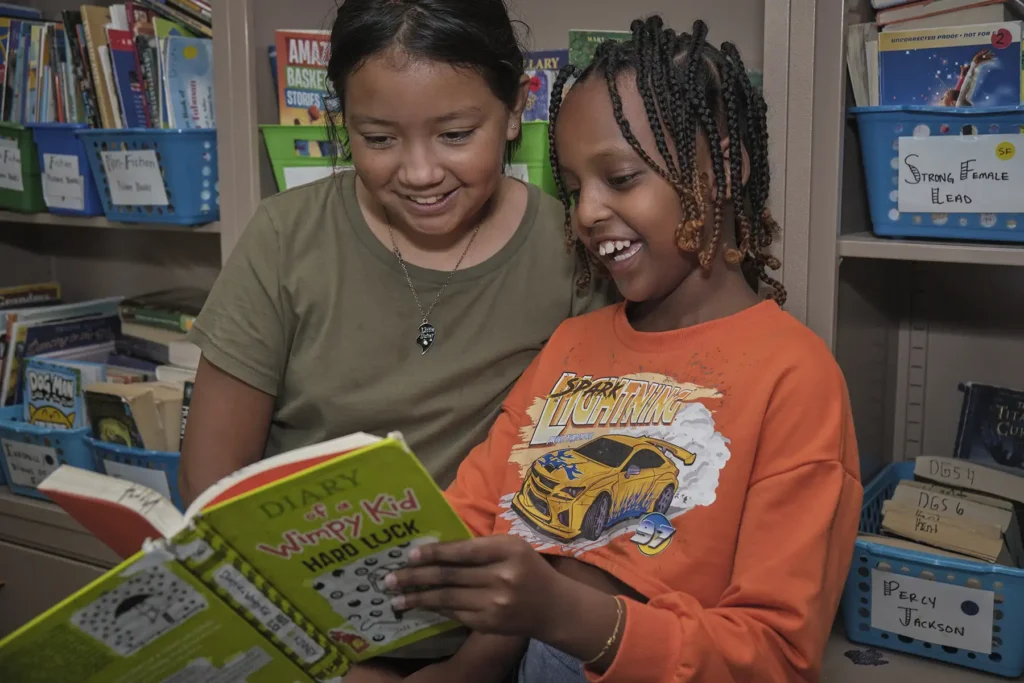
[313,582,325,590]
[371,597,384,606]
[333,569,345,577]
[348,600,361,608]
[373,634,385,642]
[389,550,402,558]
[961,600,980,616]
[357,584,370,592]
[370,610,383,617]
[857,567,870,577]
[331,591,344,600]
[858,582,870,592]
[365,558,378,567]
[356,568,369,577]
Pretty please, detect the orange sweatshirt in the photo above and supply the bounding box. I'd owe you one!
[445,301,863,682]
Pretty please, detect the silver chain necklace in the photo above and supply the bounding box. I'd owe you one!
[388,220,481,355]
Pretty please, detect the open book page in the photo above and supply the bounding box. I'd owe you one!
[0,545,318,683]
[193,435,472,661]
[38,466,186,558]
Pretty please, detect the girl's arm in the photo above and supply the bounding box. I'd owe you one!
[179,357,274,504]
[406,634,527,683]
[179,204,294,504]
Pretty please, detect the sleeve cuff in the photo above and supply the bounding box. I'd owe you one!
[188,324,280,397]
[585,598,682,683]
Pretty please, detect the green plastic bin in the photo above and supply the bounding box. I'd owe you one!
[260,123,351,192]
[0,123,45,213]
[510,121,556,198]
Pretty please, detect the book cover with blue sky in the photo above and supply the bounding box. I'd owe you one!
[879,22,1023,107]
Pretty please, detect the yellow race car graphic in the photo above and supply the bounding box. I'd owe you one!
[511,434,694,541]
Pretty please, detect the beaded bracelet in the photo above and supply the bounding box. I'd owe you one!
[585,596,624,665]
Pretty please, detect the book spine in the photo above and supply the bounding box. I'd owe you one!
[176,520,352,681]
[119,305,195,332]
[80,8,117,129]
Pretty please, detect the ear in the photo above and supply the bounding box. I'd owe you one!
[720,136,751,199]
[507,74,531,141]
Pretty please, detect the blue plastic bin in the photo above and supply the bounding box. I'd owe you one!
[75,128,218,226]
[851,105,1024,242]
[0,405,94,499]
[25,122,104,216]
[841,460,1024,677]
[86,436,184,511]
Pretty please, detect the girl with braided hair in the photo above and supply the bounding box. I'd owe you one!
[369,16,862,683]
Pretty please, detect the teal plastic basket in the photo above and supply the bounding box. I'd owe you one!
[841,460,1024,677]
[76,128,218,225]
[0,405,94,499]
[85,436,184,511]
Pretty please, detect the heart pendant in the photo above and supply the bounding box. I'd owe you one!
[416,322,436,354]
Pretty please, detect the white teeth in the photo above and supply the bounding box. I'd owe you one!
[598,239,632,256]
[409,194,445,205]
[612,242,642,262]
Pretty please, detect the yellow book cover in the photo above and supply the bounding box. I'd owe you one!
[17,431,474,679]
[0,545,317,683]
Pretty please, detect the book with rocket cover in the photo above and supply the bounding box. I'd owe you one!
[0,432,472,682]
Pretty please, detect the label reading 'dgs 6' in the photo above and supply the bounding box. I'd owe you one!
[871,570,994,653]
[101,150,169,206]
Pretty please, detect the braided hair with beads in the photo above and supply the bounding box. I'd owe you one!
[548,16,785,304]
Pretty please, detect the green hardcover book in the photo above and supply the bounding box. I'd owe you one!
[2,432,474,681]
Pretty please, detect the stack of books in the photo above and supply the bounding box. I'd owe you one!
[846,0,1024,107]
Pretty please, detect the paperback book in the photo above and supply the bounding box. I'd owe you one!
[0,432,473,682]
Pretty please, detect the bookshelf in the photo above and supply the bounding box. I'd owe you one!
[803,0,1024,676]
[4,1,970,677]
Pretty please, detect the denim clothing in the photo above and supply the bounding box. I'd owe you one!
[517,639,587,683]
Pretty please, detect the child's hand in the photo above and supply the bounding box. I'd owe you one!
[385,535,569,639]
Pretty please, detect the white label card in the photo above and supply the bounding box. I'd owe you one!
[1,439,59,487]
[897,134,1024,214]
[101,150,169,206]
[42,153,85,211]
[282,165,348,190]
[0,139,24,192]
[212,564,326,663]
[871,569,994,653]
[102,459,173,500]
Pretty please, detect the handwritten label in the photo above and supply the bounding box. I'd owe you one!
[41,153,85,211]
[1,439,58,488]
[102,459,172,500]
[871,570,994,653]
[212,563,326,663]
[0,139,24,192]
[898,134,1024,213]
[100,150,169,206]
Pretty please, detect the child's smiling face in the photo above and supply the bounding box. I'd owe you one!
[555,72,703,304]
[345,50,522,238]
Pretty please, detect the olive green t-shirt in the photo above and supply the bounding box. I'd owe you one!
[189,171,613,486]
